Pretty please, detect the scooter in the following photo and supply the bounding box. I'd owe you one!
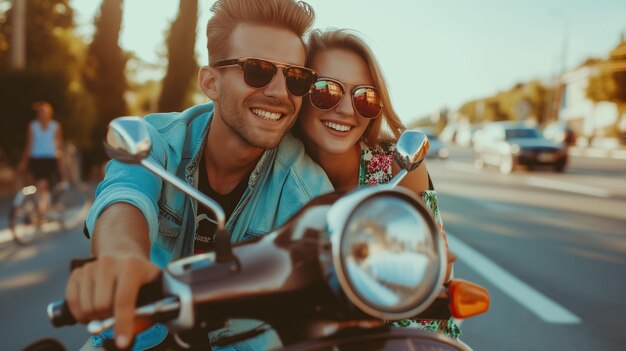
[45,117,490,350]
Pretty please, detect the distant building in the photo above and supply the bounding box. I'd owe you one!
[558,34,626,140]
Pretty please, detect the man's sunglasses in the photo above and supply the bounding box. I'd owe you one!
[211,57,317,97]
[309,78,382,119]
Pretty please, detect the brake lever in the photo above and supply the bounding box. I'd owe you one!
[87,296,181,335]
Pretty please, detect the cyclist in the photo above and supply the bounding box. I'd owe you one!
[17,101,65,214]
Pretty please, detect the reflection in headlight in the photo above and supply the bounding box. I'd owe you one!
[346,257,399,306]
[360,250,429,287]
[336,194,443,315]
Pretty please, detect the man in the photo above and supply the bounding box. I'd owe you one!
[66,0,332,349]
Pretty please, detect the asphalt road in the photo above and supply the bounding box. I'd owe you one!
[1,148,625,350]
[428,146,626,350]
[0,187,93,351]
[0,223,91,350]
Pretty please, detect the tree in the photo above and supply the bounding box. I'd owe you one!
[0,0,75,70]
[587,38,626,103]
[457,80,552,125]
[458,100,478,122]
[585,38,626,136]
[0,0,96,166]
[158,0,198,112]
[83,0,128,168]
[586,71,618,102]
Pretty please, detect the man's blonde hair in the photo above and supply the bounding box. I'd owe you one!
[206,0,315,64]
[306,29,406,145]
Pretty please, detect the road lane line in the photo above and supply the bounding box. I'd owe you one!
[526,177,611,198]
[448,233,582,324]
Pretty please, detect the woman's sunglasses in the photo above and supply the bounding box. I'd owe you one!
[309,78,382,119]
[211,57,318,97]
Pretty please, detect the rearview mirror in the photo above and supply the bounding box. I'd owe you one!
[389,130,430,186]
[104,116,151,164]
[394,130,430,172]
[103,116,226,231]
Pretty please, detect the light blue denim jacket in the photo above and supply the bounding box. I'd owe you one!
[84,102,333,351]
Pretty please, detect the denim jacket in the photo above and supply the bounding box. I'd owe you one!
[84,102,333,350]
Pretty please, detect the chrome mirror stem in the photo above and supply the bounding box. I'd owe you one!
[140,158,226,230]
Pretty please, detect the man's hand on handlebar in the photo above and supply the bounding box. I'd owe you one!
[65,254,160,349]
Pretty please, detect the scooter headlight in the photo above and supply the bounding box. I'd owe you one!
[328,187,446,320]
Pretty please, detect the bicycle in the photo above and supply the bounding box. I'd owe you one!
[9,143,92,245]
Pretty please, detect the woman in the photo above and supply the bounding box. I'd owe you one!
[18,101,65,214]
[296,29,460,338]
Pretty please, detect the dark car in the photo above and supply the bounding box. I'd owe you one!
[473,122,568,173]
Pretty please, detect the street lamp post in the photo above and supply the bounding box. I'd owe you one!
[10,0,26,70]
[549,11,569,122]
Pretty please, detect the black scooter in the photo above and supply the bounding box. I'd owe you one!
[43,117,489,351]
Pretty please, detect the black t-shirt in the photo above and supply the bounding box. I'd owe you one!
[194,157,248,254]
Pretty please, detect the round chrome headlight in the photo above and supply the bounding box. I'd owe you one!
[328,187,446,320]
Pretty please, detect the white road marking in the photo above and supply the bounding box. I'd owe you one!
[448,233,582,324]
[526,177,611,198]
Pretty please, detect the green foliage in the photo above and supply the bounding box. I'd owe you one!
[613,71,626,103]
[587,71,617,102]
[0,0,76,70]
[585,39,626,105]
[458,100,477,122]
[158,0,198,112]
[457,80,553,124]
[483,98,505,122]
[587,69,626,104]
[0,0,97,167]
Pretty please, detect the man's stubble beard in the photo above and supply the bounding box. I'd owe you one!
[218,95,296,150]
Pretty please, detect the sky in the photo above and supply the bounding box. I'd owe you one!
[71,0,626,124]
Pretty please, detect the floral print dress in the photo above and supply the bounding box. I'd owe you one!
[358,141,461,339]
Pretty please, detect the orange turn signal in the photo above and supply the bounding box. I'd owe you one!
[448,279,490,319]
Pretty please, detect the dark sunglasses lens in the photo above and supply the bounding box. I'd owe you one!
[310,80,343,109]
[285,67,316,96]
[353,87,382,119]
[243,59,277,88]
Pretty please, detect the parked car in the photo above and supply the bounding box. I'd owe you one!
[543,121,576,146]
[473,122,568,173]
[416,128,449,159]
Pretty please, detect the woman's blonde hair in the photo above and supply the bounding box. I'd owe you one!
[206,0,315,64]
[306,28,406,145]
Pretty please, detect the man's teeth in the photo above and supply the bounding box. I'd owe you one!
[252,108,281,121]
[323,121,352,132]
